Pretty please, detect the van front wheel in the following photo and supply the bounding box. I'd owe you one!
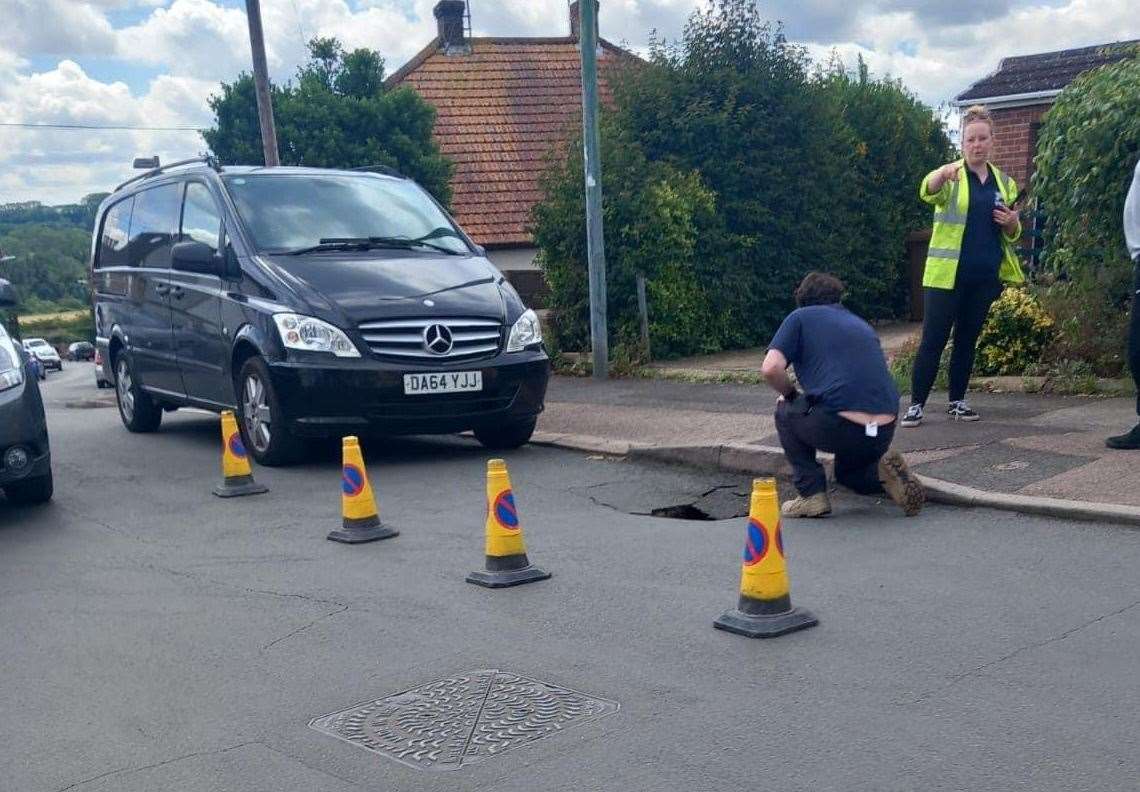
[473,417,536,450]
[236,357,301,466]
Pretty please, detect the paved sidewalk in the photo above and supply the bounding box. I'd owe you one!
[536,375,1140,524]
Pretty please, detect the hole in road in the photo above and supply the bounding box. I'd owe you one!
[650,503,717,521]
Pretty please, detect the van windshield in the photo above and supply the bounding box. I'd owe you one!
[223,174,472,256]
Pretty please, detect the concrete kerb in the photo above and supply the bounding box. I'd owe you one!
[530,432,1140,527]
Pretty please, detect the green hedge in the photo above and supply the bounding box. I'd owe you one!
[533,0,953,359]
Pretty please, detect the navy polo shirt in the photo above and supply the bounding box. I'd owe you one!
[769,304,900,415]
[957,165,1003,286]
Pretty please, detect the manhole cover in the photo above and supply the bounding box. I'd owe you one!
[994,460,1030,471]
[309,670,618,772]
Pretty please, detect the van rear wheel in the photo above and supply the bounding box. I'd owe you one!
[115,354,162,432]
[237,356,301,466]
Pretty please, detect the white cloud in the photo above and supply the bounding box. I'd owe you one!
[0,0,117,57]
[2,0,1138,202]
[115,0,252,80]
[0,60,206,203]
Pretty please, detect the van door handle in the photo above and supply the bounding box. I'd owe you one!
[154,283,170,296]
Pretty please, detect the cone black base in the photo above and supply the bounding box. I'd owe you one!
[327,515,399,544]
[213,475,268,498]
[466,564,551,588]
[713,606,818,638]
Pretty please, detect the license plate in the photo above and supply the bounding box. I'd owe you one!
[403,371,483,395]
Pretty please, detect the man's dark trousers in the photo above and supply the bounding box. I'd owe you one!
[1131,257,1140,415]
[775,398,896,497]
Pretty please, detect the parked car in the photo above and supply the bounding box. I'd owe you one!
[22,337,62,371]
[67,341,95,361]
[93,348,111,388]
[0,280,53,504]
[92,159,549,466]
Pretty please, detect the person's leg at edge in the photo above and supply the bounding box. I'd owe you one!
[946,280,1000,413]
[907,286,958,425]
[1107,258,1140,449]
[774,401,831,516]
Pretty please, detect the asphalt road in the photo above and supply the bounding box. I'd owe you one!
[2,364,1138,791]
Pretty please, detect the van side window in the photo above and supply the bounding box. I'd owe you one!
[181,182,222,254]
[96,197,134,269]
[129,183,182,268]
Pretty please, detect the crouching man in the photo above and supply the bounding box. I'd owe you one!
[761,272,925,518]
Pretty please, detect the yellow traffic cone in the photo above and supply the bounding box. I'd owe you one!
[714,478,818,638]
[466,459,550,588]
[212,410,268,498]
[327,436,398,543]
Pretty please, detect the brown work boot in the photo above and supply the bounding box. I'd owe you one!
[877,450,924,517]
[781,492,832,518]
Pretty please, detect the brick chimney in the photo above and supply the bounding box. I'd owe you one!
[433,1,466,49]
[569,0,599,42]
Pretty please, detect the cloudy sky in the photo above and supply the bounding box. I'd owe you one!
[1,0,1137,204]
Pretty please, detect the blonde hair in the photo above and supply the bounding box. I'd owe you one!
[962,104,994,132]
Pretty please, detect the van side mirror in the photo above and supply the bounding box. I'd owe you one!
[171,241,224,276]
[474,244,487,257]
[0,278,18,308]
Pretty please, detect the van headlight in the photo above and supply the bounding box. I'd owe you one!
[273,314,361,358]
[0,336,24,391]
[506,309,543,352]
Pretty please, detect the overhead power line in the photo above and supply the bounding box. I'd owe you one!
[0,122,202,131]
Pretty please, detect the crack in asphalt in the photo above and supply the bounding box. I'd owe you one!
[53,741,260,792]
[260,603,351,653]
[906,597,1140,704]
[259,742,363,789]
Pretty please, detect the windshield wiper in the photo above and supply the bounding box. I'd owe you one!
[284,230,465,256]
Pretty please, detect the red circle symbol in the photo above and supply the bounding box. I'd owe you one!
[743,519,769,566]
[342,464,366,497]
[493,490,519,530]
[228,433,248,459]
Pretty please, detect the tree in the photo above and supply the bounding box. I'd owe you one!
[203,38,454,205]
[0,224,90,305]
[1033,46,1140,294]
[814,55,955,315]
[533,0,951,356]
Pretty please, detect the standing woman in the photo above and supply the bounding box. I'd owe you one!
[902,105,1024,427]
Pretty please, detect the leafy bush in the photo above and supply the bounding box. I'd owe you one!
[974,288,1056,376]
[534,123,718,358]
[1033,46,1139,296]
[533,0,952,358]
[1035,273,1131,377]
[888,335,950,396]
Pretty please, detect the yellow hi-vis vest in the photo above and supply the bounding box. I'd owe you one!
[919,161,1025,290]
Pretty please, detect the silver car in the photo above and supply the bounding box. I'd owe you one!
[22,338,62,371]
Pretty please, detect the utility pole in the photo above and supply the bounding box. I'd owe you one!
[245,0,280,166]
[578,0,608,379]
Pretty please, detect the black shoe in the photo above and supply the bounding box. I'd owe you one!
[1106,424,1140,450]
[947,400,980,422]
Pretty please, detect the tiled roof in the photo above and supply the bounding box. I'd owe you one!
[957,40,1138,102]
[388,37,634,247]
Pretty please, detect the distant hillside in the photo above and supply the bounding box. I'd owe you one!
[0,193,109,232]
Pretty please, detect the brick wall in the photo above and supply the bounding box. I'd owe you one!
[988,104,1050,188]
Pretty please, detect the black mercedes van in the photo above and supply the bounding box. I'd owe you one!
[91,159,549,465]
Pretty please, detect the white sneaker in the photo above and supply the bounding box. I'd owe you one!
[901,403,924,428]
[947,400,980,421]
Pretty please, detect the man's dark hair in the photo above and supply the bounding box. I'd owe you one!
[794,272,845,307]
